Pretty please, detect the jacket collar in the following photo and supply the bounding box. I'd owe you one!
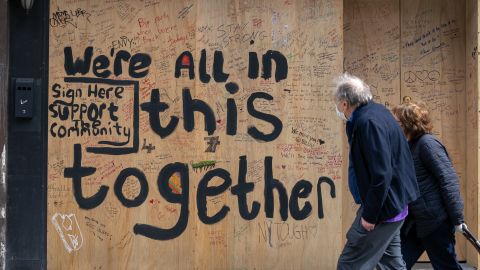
[346,101,372,143]
[408,133,426,147]
[348,101,371,126]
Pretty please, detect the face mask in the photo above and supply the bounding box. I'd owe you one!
[336,104,348,121]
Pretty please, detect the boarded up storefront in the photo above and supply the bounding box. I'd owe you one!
[46,0,480,269]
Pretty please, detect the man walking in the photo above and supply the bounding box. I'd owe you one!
[334,73,420,270]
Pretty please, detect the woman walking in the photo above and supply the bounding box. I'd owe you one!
[392,101,465,270]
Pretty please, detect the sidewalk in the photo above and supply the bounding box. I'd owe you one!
[413,262,476,269]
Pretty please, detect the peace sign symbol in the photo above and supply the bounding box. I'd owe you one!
[404,71,416,83]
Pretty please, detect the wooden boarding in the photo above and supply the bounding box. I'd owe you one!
[400,0,466,260]
[465,0,479,265]
[344,0,468,262]
[47,0,477,268]
[48,0,343,269]
[343,0,401,239]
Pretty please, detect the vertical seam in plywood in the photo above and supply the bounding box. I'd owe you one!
[399,0,402,104]
[464,0,467,257]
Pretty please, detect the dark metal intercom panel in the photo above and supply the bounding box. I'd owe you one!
[14,78,34,118]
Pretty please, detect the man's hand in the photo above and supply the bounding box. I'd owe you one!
[361,217,375,231]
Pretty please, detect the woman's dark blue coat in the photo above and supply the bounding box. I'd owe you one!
[407,134,464,237]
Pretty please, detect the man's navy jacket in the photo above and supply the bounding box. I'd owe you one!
[346,101,420,224]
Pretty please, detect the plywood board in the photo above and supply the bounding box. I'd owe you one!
[344,0,400,107]
[401,0,466,261]
[466,0,480,265]
[47,0,344,269]
[345,0,468,263]
[343,0,401,240]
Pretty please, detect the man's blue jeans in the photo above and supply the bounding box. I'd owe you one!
[401,221,462,270]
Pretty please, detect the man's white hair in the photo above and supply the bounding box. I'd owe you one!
[333,73,372,106]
